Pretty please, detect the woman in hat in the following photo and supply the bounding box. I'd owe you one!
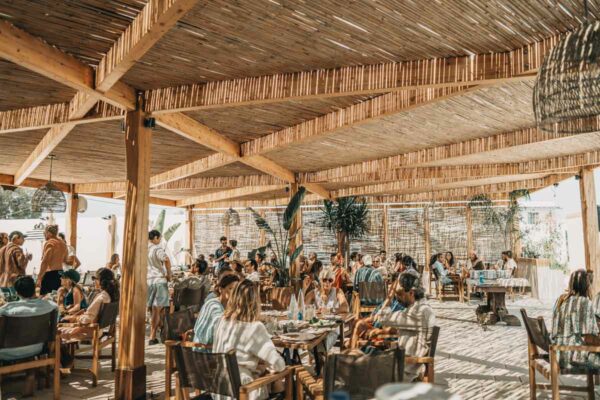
[58,269,87,317]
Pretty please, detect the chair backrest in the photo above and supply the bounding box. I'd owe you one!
[358,281,386,304]
[428,326,441,357]
[269,287,292,311]
[0,308,58,350]
[97,302,119,330]
[324,348,405,400]
[431,266,440,280]
[173,343,242,397]
[520,308,550,352]
[82,271,97,286]
[178,287,205,308]
[164,308,196,341]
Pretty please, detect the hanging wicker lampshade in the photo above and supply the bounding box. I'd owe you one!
[533,9,600,134]
[221,207,240,226]
[31,155,66,213]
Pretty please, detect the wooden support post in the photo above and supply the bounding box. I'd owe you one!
[511,215,522,258]
[107,215,117,263]
[423,206,431,270]
[187,207,195,260]
[465,206,473,257]
[288,184,303,288]
[579,167,600,293]
[115,106,151,400]
[383,205,389,253]
[66,193,79,250]
[423,206,432,296]
[258,210,267,247]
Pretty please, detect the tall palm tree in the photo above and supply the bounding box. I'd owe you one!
[320,196,369,263]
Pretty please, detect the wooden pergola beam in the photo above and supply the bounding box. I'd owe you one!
[331,172,570,198]
[0,173,71,193]
[95,0,200,92]
[0,101,124,135]
[0,21,136,110]
[304,150,600,184]
[150,153,238,187]
[143,33,558,114]
[240,85,475,156]
[303,126,581,183]
[177,185,287,207]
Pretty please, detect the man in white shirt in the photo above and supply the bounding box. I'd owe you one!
[147,230,172,345]
[501,250,517,276]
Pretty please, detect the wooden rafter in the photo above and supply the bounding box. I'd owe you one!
[330,173,569,198]
[0,101,124,135]
[150,153,237,187]
[177,185,287,207]
[302,127,582,183]
[3,1,198,185]
[302,150,600,184]
[240,85,475,156]
[0,173,70,193]
[143,33,559,114]
[191,193,324,209]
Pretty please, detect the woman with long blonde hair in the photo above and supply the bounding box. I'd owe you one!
[212,280,285,400]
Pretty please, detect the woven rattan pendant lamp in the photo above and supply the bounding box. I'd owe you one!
[31,155,66,213]
[533,0,600,134]
[221,207,241,226]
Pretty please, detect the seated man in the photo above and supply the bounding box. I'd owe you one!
[370,270,436,381]
[0,276,58,394]
[173,258,211,312]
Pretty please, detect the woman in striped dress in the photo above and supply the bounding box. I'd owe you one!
[552,269,600,369]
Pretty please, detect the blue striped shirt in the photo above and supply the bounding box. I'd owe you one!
[192,297,224,351]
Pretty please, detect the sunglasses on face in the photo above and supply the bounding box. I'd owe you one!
[323,278,334,283]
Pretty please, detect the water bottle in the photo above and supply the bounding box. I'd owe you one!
[479,271,484,285]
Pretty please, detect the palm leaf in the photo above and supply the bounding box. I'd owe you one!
[247,207,274,235]
[283,186,306,230]
[153,209,166,233]
[290,244,304,265]
[163,222,181,242]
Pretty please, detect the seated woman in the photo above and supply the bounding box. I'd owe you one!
[57,269,87,318]
[300,272,318,306]
[553,269,600,370]
[430,253,451,285]
[444,251,456,272]
[105,253,121,277]
[213,279,285,400]
[59,268,119,368]
[192,274,240,351]
[316,269,349,313]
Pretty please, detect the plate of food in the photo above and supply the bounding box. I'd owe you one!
[278,332,317,342]
[309,318,337,328]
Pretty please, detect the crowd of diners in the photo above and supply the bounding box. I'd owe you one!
[1,226,600,397]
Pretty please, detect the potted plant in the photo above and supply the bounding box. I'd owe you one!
[248,186,306,286]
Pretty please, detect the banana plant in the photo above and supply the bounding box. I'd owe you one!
[152,209,181,242]
[248,186,306,286]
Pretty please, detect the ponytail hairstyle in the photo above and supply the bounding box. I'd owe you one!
[96,268,120,302]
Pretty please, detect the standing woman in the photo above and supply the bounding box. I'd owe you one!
[552,269,600,369]
[106,253,121,276]
[213,280,286,400]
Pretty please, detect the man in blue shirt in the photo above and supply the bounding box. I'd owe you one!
[0,275,57,395]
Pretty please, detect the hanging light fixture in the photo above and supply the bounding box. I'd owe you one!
[533,0,600,134]
[221,207,240,226]
[31,155,66,213]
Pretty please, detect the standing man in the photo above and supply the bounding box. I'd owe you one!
[0,231,32,287]
[147,230,172,345]
[214,236,232,275]
[38,225,68,295]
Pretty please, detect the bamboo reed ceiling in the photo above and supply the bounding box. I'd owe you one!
[121,0,600,89]
[1,0,599,205]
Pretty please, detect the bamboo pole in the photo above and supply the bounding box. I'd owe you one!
[579,167,600,294]
[66,193,78,250]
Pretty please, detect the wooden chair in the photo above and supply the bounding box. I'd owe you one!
[268,286,292,311]
[0,309,60,399]
[172,341,293,400]
[63,301,119,386]
[296,348,405,400]
[352,281,386,317]
[173,286,205,314]
[355,325,440,383]
[163,308,197,399]
[520,309,598,400]
[431,268,459,300]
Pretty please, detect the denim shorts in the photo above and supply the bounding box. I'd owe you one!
[147,282,170,308]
